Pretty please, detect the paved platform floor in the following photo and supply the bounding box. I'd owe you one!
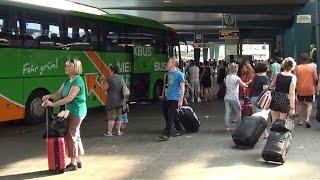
[0,100,320,180]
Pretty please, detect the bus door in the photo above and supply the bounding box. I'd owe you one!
[131,45,155,101]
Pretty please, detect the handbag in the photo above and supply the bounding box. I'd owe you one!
[122,84,130,96]
[256,88,272,109]
[43,110,68,138]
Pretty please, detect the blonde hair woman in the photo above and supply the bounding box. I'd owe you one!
[224,63,248,131]
[42,59,87,171]
[269,57,297,121]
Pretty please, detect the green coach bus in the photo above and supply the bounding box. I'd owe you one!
[0,0,180,124]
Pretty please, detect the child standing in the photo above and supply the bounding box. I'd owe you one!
[224,63,248,131]
[120,100,129,132]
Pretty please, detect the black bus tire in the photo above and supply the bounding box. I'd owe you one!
[24,89,51,125]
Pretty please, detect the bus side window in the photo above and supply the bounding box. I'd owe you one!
[37,24,56,49]
[66,27,92,51]
[0,16,23,48]
[24,22,40,49]
[66,27,73,44]
[0,19,4,32]
[49,24,64,49]
[0,18,10,47]
[102,22,127,53]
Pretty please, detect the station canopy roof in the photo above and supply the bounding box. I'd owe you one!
[68,0,309,41]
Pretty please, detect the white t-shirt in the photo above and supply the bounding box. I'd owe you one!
[188,65,200,83]
[225,74,240,100]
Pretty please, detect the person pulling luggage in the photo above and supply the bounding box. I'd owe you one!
[42,59,87,171]
[159,58,185,141]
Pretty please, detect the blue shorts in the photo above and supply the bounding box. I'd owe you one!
[121,113,128,124]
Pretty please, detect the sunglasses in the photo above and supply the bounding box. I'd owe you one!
[69,59,75,63]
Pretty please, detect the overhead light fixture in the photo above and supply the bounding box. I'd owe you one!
[163,0,171,3]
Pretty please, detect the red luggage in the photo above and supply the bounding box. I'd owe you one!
[242,96,253,118]
[43,105,66,174]
[46,137,66,174]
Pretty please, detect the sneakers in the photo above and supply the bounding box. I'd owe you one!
[225,127,233,131]
[103,133,113,137]
[306,122,312,128]
[197,98,202,102]
[173,131,183,137]
[190,99,194,103]
[117,132,123,136]
[158,134,169,141]
[77,162,82,169]
[66,163,78,171]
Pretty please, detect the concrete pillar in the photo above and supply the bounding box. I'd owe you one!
[208,42,215,59]
[283,0,315,61]
[214,44,220,60]
[194,48,200,66]
[316,0,320,72]
[203,48,208,61]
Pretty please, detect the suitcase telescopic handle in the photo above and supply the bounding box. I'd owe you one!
[176,108,183,116]
[42,102,49,139]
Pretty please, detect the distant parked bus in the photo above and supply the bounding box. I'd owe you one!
[0,0,180,124]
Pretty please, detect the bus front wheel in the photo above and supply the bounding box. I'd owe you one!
[25,89,51,125]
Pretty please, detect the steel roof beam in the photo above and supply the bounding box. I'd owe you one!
[163,20,293,28]
[176,28,281,34]
[102,4,302,15]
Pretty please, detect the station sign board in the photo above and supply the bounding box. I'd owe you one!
[193,43,207,49]
[296,15,311,24]
[219,30,239,39]
[194,33,203,43]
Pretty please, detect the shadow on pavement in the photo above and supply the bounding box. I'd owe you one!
[0,170,54,180]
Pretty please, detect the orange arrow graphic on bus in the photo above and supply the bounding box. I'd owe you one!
[85,73,107,105]
[0,94,25,122]
[84,51,110,105]
[85,51,111,79]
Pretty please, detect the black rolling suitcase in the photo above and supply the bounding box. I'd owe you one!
[262,131,293,164]
[177,106,200,133]
[232,116,268,148]
[270,118,295,132]
[262,118,294,164]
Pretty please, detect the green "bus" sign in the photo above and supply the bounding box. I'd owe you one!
[134,46,153,57]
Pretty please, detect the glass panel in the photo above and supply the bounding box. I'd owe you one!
[79,28,85,37]
[67,27,72,38]
[0,19,4,32]
[49,25,60,37]
[26,22,41,39]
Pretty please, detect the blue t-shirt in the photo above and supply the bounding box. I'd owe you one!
[165,71,185,101]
